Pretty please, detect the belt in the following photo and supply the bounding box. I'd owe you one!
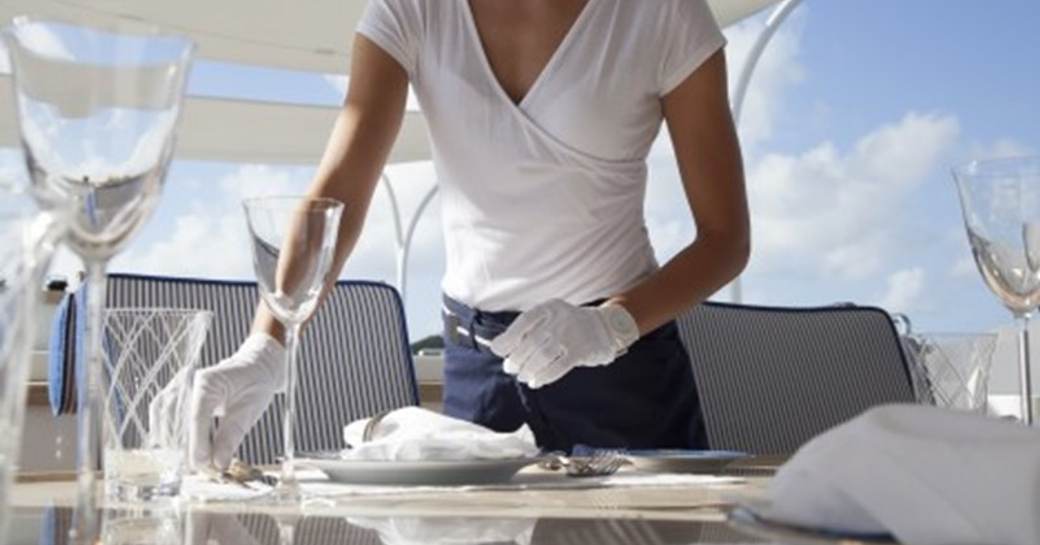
[442,296,607,351]
[442,303,496,349]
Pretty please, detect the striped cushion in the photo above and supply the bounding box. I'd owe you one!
[74,274,419,464]
[46,293,76,416]
[676,302,915,455]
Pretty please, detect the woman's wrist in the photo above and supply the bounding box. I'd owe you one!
[596,301,641,353]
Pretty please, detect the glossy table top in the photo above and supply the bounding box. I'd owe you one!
[6,461,893,545]
[9,507,769,545]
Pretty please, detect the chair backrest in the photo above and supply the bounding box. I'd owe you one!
[91,273,420,464]
[675,301,915,455]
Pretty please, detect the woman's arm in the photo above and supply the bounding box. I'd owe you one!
[251,35,411,341]
[607,49,750,334]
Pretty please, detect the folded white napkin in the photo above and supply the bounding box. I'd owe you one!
[766,404,1040,545]
[342,407,539,461]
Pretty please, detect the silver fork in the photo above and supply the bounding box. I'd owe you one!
[542,449,625,477]
[567,449,625,477]
[219,459,277,488]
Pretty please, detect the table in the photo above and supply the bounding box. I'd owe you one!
[7,459,868,545]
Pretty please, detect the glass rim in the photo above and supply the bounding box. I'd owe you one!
[952,155,1040,180]
[3,14,196,61]
[906,331,1000,341]
[241,195,346,210]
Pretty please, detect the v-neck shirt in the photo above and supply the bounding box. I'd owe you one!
[357,0,725,312]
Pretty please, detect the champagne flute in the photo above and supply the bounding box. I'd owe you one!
[953,156,1040,425]
[2,17,194,540]
[243,196,343,500]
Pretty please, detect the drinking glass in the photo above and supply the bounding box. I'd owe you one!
[903,333,998,413]
[100,309,211,501]
[243,196,343,500]
[953,156,1040,425]
[2,17,194,537]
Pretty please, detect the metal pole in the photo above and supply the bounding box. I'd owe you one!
[729,0,804,303]
[378,174,407,293]
[398,184,439,304]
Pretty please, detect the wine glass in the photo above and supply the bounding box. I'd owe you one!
[243,196,344,500]
[953,156,1040,425]
[2,17,194,540]
[0,184,53,545]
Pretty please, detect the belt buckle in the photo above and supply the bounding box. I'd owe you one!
[445,312,464,346]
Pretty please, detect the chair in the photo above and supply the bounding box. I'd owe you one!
[61,273,420,464]
[675,301,915,455]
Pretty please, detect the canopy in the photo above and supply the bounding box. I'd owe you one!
[0,0,780,165]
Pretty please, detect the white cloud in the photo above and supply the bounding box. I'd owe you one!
[747,112,960,278]
[113,164,310,279]
[878,267,926,313]
[116,210,253,279]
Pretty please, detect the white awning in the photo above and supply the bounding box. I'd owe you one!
[0,77,432,164]
[0,0,778,74]
[0,0,780,165]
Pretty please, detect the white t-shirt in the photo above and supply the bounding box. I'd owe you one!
[357,0,725,312]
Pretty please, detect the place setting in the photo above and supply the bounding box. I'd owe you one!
[179,405,752,506]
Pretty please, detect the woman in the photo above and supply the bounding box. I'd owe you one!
[189,0,749,469]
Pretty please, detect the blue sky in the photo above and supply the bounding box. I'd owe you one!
[20,0,1040,359]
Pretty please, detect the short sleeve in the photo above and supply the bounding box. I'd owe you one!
[657,0,727,96]
[355,0,425,77]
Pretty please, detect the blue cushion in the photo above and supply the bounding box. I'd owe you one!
[46,293,75,416]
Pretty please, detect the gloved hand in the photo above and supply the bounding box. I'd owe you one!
[189,333,286,471]
[491,299,640,389]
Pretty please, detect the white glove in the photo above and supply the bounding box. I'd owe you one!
[491,299,640,389]
[189,333,286,471]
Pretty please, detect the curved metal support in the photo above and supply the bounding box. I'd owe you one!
[397,184,439,303]
[731,0,804,126]
[728,0,804,303]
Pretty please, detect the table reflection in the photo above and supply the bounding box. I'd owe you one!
[16,506,767,545]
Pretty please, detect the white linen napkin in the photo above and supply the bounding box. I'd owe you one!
[766,404,1040,545]
[342,407,539,461]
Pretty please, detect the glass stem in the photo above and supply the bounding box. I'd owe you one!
[1017,315,1034,425]
[279,322,302,490]
[72,259,107,544]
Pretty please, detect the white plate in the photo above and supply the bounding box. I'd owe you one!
[625,449,750,473]
[297,456,544,486]
[728,501,897,544]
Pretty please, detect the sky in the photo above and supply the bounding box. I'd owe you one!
[7,0,1040,363]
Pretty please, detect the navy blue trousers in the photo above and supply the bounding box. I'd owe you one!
[441,295,708,452]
